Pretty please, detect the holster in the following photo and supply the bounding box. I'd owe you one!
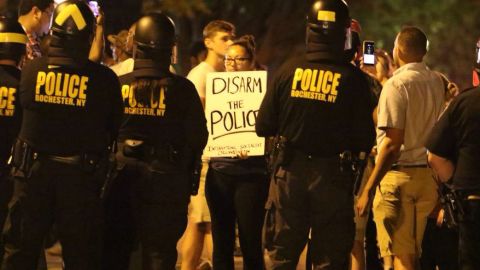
[344,151,368,196]
[268,136,292,175]
[190,157,202,196]
[439,184,465,229]
[100,142,118,200]
[11,139,36,178]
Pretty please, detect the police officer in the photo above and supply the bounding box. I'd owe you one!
[1,1,123,269]
[426,48,480,270]
[102,13,208,270]
[255,0,375,269]
[0,16,26,265]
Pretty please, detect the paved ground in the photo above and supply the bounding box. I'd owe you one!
[45,243,309,270]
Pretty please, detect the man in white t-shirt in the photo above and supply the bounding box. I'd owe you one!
[181,20,235,270]
[109,23,136,76]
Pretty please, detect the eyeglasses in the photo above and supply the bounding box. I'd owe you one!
[224,57,251,64]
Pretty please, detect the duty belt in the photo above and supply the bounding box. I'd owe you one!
[41,154,82,165]
[38,153,98,166]
[391,164,428,170]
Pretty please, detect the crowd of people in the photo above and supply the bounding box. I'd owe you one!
[0,0,479,270]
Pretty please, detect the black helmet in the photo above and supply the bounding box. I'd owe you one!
[0,16,27,63]
[134,13,176,59]
[51,0,95,40]
[307,0,350,41]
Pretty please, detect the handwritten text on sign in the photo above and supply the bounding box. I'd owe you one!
[205,71,267,157]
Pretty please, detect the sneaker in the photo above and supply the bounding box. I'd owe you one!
[197,260,212,270]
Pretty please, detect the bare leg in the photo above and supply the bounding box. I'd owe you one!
[383,255,394,270]
[181,220,212,270]
[350,240,365,270]
[394,254,416,270]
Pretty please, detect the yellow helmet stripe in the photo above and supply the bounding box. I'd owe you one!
[317,11,336,22]
[54,4,87,31]
[0,33,28,44]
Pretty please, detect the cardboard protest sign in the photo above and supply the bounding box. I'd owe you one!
[204,71,267,157]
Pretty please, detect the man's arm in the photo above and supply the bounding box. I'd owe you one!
[427,152,454,183]
[356,127,404,216]
[89,9,105,63]
[186,68,206,109]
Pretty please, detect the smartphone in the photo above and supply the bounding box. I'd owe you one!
[88,1,99,17]
[363,40,375,65]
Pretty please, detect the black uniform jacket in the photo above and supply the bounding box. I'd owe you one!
[118,67,208,156]
[256,57,375,157]
[0,65,21,166]
[427,87,480,191]
[18,56,124,155]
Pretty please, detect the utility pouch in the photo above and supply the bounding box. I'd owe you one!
[122,139,145,159]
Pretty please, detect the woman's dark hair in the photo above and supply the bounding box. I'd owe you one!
[231,34,264,70]
[131,78,166,107]
[231,35,256,59]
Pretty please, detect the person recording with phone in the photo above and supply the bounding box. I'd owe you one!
[356,26,445,270]
[87,0,106,64]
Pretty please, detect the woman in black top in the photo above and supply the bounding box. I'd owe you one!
[205,35,269,270]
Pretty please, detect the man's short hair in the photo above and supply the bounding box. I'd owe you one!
[202,20,235,40]
[397,26,428,62]
[18,0,53,16]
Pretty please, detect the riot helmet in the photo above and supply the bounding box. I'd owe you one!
[50,0,95,42]
[306,0,351,49]
[48,0,95,63]
[0,16,27,64]
[133,12,176,62]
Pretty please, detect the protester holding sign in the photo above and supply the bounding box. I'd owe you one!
[182,20,235,270]
[205,35,269,270]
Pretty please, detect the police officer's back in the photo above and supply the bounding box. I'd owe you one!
[1,2,123,269]
[0,16,26,265]
[102,13,207,270]
[255,0,375,269]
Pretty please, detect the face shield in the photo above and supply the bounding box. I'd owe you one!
[344,27,352,50]
[473,39,480,87]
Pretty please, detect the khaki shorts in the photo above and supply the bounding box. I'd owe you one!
[188,161,211,223]
[372,167,437,257]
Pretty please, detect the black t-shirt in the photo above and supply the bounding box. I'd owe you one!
[363,72,382,108]
[426,87,480,191]
[118,70,208,154]
[256,57,375,157]
[210,156,267,175]
[0,65,21,167]
[18,56,124,155]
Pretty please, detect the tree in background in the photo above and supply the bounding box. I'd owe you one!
[107,0,480,88]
